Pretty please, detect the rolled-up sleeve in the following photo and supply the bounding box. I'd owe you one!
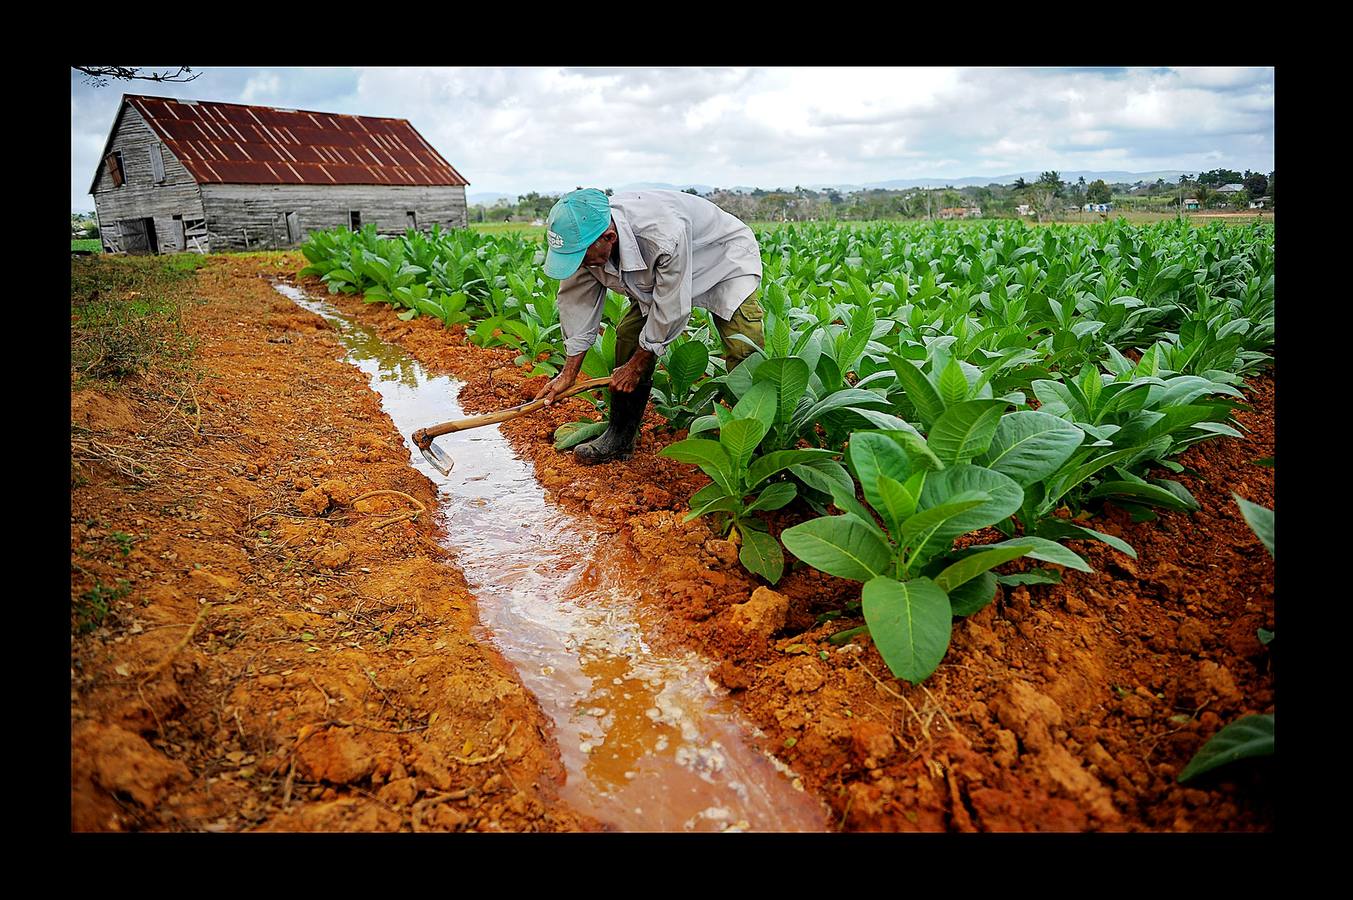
[639,236,693,355]
[557,271,606,356]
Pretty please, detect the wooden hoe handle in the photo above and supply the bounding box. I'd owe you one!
[413,376,612,448]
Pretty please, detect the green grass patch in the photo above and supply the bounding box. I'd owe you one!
[469,221,547,237]
[71,239,102,253]
[70,254,205,382]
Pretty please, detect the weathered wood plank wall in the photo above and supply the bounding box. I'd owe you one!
[198,184,468,252]
[90,105,205,253]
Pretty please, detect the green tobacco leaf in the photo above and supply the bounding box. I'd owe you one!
[748,448,838,488]
[683,494,739,523]
[850,419,945,472]
[947,571,998,616]
[659,439,736,496]
[875,474,918,536]
[1257,627,1274,646]
[1034,519,1138,560]
[1092,480,1197,512]
[719,418,769,471]
[862,576,952,684]
[929,400,1008,464]
[687,414,720,437]
[1250,456,1274,468]
[781,516,893,582]
[732,381,778,435]
[553,420,607,450]
[888,354,946,427]
[982,411,1085,487]
[900,492,990,560]
[667,340,709,397]
[1177,714,1274,783]
[918,464,1024,542]
[789,458,854,498]
[1233,494,1274,556]
[966,536,1092,573]
[739,528,785,585]
[747,481,797,513]
[849,433,912,517]
[935,544,1034,593]
[937,358,971,406]
[753,356,812,427]
[826,482,888,544]
[996,568,1063,587]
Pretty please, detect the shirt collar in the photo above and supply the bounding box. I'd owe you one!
[609,205,647,273]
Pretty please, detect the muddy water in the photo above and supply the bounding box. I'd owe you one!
[275,283,828,833]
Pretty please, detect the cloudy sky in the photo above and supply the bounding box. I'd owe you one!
[70,66,1274,211]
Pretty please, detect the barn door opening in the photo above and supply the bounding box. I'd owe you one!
[173,215,186,251]
[117,218,158,255]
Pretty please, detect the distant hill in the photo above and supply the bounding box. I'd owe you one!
[467,192,518,206]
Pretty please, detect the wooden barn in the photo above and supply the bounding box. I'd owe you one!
[89,94,470,254]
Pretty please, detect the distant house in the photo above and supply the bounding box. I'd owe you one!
[1183,198,1201,210]
[1216,183,1246,194]
[1015,204,1032,216]
[1249,196,1271,209]
[939,206,981,220]
[1082,203,1114,213]
[90,94,469,254]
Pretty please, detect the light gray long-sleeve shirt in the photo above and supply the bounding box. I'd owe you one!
[555,190,763,357]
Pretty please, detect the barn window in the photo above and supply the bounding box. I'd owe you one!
[407,210,417,230]
[150,144,166,183]
[349,210,362,230]
[104,151,125,188]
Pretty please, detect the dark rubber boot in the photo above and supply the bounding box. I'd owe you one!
[574,382,652,465]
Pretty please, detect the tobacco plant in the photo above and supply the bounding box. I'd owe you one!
[781,428,1090,683]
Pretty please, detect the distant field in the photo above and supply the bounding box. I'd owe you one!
[469,221,547,237]
[471,210,1274,240]
[71,239,102,253]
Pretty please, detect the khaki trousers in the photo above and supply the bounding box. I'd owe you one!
[613,287,766,383]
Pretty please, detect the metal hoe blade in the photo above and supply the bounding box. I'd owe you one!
[420,439,455,477]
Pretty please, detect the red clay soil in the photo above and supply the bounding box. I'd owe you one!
[71,256,599,832]
[300,259,1274,832]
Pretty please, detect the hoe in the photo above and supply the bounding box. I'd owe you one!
[412,376,612,476]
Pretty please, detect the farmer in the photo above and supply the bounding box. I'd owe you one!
[534,188,765,464]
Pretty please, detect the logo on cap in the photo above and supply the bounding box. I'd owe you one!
[546,230,565,249]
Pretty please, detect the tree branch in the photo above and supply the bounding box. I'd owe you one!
[74,67,202,88]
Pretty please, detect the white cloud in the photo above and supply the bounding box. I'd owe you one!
[70,65,1274,210]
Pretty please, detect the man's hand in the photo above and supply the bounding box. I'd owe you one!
[611,348,655,393]
[535,353,585,405]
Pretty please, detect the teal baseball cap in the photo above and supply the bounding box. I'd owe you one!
[544,188,612,279]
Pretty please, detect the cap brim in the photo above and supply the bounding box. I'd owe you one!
[544,246,587,279]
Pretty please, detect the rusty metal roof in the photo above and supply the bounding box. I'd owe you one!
[123,94,469,187]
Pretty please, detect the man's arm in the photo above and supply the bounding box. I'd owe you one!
[536,271,605,403]
[609,235,692,393]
